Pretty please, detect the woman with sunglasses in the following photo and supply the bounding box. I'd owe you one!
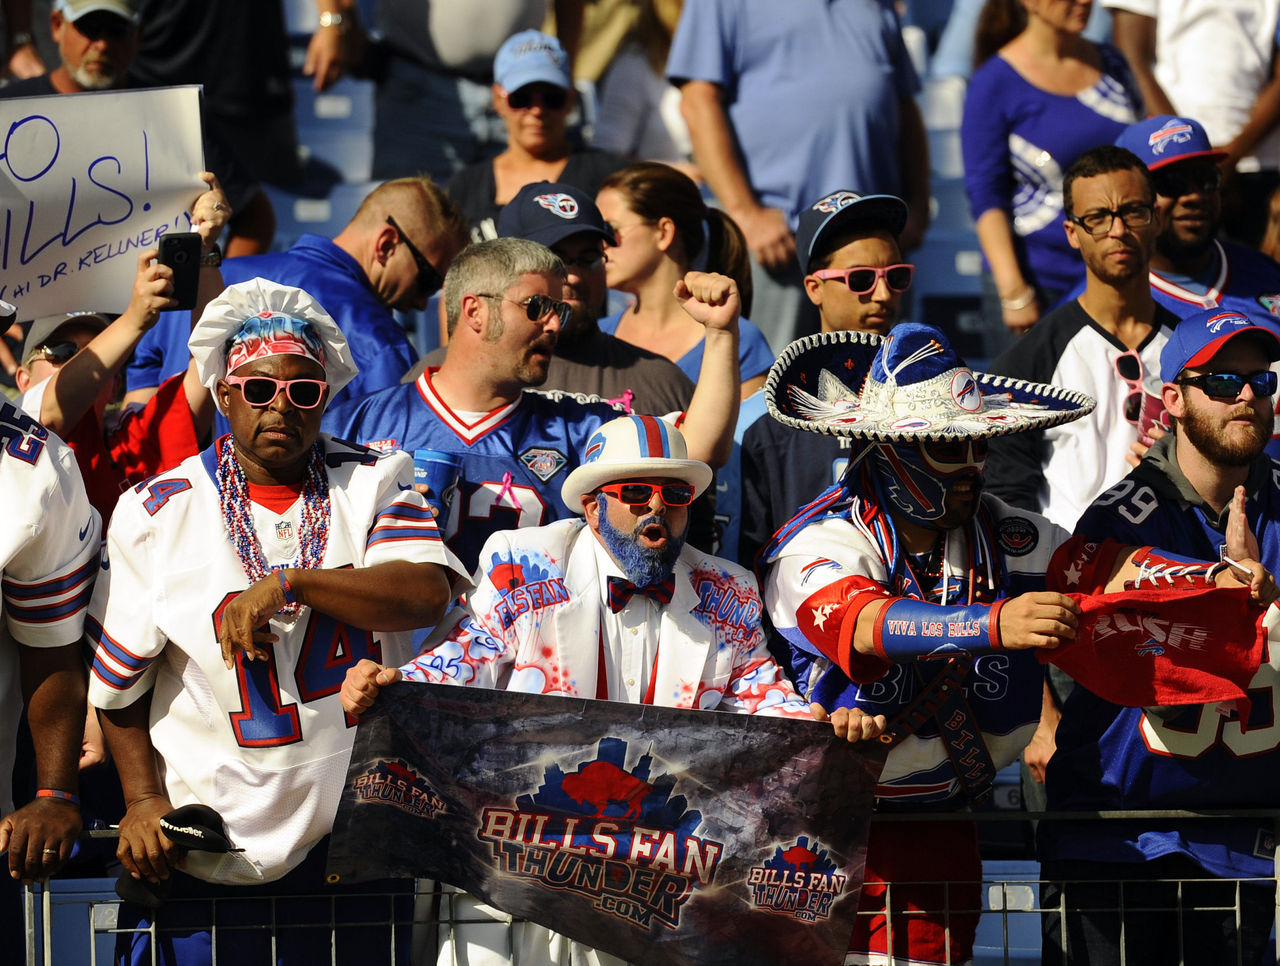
[446,30,631,244]
[962,0,1142,341]
[89,276,464,965]
[595,161,773,398]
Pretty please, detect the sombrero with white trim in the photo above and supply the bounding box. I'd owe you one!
[765,324,1095,441]
[561,415,713,511]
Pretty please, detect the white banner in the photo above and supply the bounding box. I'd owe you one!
[0,85,206,318]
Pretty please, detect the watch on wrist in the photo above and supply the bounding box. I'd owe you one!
[9,31,33,48]
[318,11,346,29]
[200,246,222,268]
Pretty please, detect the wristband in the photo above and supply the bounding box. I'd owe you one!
[999,286,1036,312]
[276,568,296,606]
[872,597,1001,661]
[37,788,80,807]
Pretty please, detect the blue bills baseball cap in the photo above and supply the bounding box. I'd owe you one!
[498,181,612,248]
[794,190,908,273]
[1160,308,1280,382]
[494,30,571,93]
[1115,115,1229,172]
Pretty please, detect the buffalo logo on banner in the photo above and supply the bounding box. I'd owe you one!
[748,836,846,922]
[352,758,446,819]
[479,737,723,930]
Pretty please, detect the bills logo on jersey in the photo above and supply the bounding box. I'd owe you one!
[1147,119,1194,155]
[477,737,724,930]
[520,446,568,481]
[813,191,861,214]
[747,836,846,922]
[275,520,294,541]
[365,438,398,452]
[997,517,1038,556]
[535,193,580,219]
[1257,294,1280,317]
[352,758,446,819]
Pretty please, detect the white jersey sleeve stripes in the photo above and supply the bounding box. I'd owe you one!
[0,401,99,647]
[86,433,460,884]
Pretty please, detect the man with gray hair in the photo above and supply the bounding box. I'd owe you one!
[324,236,743,572]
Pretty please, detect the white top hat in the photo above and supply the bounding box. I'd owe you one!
[561,415,712,512]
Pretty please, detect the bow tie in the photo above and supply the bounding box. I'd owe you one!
[607,576,675,613]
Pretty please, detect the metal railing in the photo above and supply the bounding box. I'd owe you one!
[22,810,1280,966]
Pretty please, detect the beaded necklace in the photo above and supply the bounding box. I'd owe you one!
[216,435,331,616]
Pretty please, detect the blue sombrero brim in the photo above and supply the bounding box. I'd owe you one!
[764,331,1096,441]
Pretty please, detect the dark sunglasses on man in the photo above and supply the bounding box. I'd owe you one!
[1177,370,1278,399]
[597,481,696,507]
[1151,164,1223,199]
[810,264,914,295]
[27,341,80,367]
[474,292,573,328]
[224,375,328,410]
[385,215,444,298]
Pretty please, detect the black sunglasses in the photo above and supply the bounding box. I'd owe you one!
[598,482,696,507]
[1151,165,1223,199]
[506,85,568,111]
[1178,370,1278,399]
[476,292,573,328]
[28,341,79,366]
[385,215,444,298]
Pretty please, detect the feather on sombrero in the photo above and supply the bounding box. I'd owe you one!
[765,324,1095,441]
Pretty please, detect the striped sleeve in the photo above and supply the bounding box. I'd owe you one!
[2,554,97,641]
[86,496,165,709]
[1,431,101,648]
[366,498,443,552]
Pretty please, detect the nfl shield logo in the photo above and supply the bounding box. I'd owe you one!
[520,447,568,481]
[275,520,294,541]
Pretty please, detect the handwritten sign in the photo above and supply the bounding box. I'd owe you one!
[0,85,205,318]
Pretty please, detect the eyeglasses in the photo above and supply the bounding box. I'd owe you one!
[1151,164,1223,199]
[1114,349,1144,423]
[224,375,328,409]
[385,215,444,298]
[505,84,568,111]
[1177,370,1278,399]
[597,481,696,507]
[604,222,650,247]
[475,292,572,327]
[810,264,914,295]
[1068,203,1155,237]
[557,248,605,271]
[28,342,79,366]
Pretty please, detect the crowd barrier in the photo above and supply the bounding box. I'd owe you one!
[22,810,1280,966]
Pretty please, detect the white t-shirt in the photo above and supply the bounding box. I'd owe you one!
[1105,0,1280,170]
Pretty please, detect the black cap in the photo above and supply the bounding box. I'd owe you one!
[497,181,612,248]
[21,312,110,365]
[794,190,909,273]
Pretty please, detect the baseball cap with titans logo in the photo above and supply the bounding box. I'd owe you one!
[794,190,909,274]
[498,181,612,248]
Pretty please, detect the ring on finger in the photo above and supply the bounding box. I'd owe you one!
[213,201,224,212]
[42,848,58,855]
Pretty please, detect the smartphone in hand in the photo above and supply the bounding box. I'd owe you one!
[157,232,202,310]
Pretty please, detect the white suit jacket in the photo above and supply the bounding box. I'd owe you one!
[404,518,808,716]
